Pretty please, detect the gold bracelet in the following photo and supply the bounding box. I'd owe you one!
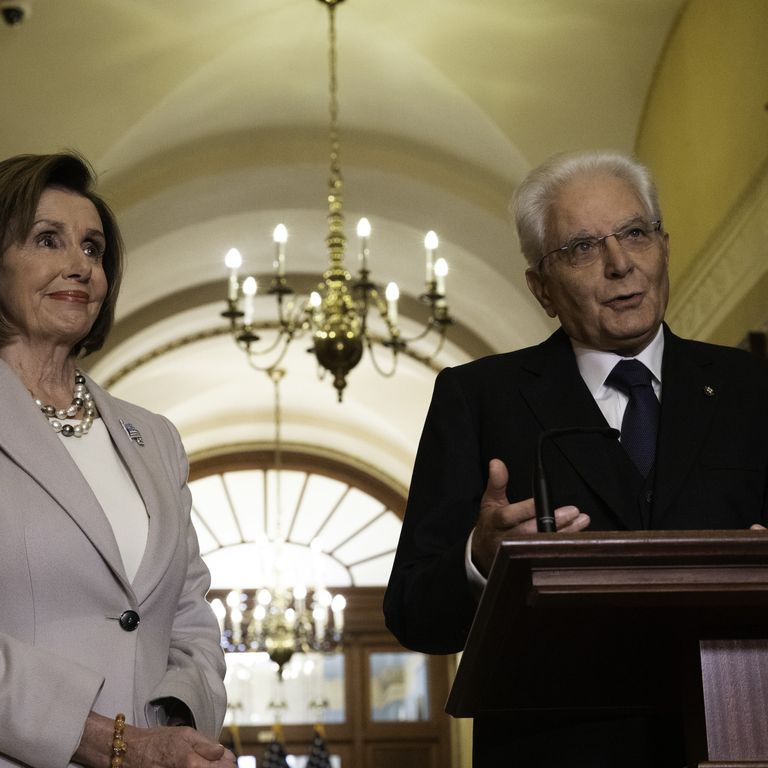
[111,713,127,768]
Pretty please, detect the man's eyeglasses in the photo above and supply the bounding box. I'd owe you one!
[536,219,663,271]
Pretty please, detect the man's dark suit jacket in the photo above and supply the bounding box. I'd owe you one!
[384,325,768,766]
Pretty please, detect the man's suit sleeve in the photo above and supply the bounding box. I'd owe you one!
[384,367,484,654]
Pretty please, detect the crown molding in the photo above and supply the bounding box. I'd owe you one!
[667,161,768,342]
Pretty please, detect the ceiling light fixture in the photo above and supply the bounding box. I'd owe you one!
[222,0,453,401]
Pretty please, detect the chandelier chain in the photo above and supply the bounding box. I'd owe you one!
[325,1,346,276]
[328,3,340,186]
[269,367,286,543]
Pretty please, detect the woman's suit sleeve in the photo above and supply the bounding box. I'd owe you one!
[144,417,227,739]
[0,633,103,767]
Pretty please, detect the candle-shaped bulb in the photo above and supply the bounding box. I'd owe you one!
[331,593,346,632]
[309,291,322,309]
[211,598,226,634]
[242,276,257,326]
[257,587,272,606]
[293,584,307,618]
[273,224,288,276]
[424,230,438,284]
[434,257,448,296]
[316,588,333,608]
[224,248,242,301]
[230,607,243,643]
[253,604,266,639]
[224,248,243,270]
[385,281,399,327]
[357,217,371,271]
[293,584,307,601]
[356,217,371,238]
[312,605,328,643]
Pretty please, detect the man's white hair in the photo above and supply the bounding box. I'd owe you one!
[511,150,662,268]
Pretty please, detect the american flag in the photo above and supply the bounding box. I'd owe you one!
[307,724,332,768]
[261,724,290,768]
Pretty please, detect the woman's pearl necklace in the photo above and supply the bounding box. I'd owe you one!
[33,370,98,438]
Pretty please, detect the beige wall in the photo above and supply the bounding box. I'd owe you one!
[637,0,768,344]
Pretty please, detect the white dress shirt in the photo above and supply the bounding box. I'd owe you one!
[572,324,664,432]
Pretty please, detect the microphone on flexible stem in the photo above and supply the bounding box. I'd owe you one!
[534,426,621,532]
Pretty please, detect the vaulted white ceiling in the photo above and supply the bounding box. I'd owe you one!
[0,0,686,490]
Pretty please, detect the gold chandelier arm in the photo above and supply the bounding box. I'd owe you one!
[367,328,449,368]
[363,336,399,378]
[236,294,313,360]
[357,284,390,335]
[275,292,297,328]
[238,327,288,358]
[388,322,434,346]
[244,332,294,372]
[422,325,448,361]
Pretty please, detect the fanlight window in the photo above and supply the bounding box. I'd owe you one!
[189,458,403,589]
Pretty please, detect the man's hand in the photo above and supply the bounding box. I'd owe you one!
[750,524,767,530]
[471,458,590,576]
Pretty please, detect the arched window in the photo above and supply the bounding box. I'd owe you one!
[189,450,404,590]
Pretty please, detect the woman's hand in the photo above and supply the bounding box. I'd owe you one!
[74,712,236,768]
[124,724,236,768]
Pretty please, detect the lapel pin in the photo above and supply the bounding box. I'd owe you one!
[120,419,145,446]
[703,385,715,397]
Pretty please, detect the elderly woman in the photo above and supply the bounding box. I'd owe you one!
[0,153,234,768]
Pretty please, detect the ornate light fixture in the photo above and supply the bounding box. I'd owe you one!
[210,368,346,676]
[222,0,453,401]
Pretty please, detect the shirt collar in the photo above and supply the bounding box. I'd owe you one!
[571,325,665,398]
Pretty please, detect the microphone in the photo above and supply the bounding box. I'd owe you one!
[534,426,620,532]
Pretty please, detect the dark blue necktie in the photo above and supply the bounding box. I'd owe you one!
[606,359,659,477]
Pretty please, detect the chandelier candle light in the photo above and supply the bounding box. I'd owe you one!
[221,0,453,401]
[210,583,346,677]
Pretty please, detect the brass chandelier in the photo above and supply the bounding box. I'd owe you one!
[222,0,453,401]
[210,368,346,676]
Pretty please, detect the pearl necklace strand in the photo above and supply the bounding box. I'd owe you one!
[33,370,98,438]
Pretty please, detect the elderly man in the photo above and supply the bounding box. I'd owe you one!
[384,150,768,767]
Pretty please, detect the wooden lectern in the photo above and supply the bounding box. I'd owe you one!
[446,530,768,767]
